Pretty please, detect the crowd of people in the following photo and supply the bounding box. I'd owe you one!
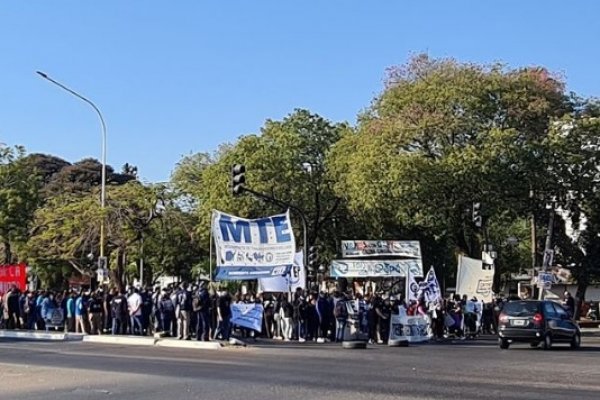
[0,282,578,343]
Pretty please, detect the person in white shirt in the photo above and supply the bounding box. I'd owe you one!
[127,288,143,335]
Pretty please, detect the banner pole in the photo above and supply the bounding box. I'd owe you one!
[209,221,213,283]
[405,266,409,304]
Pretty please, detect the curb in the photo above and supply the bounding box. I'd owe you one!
[156,339,222,350]
[0,330,84,341]
[82,335,157,346]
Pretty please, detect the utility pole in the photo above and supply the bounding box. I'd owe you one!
[538,197,556,300]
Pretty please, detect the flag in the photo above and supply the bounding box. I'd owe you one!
[420,266,442,303]
[406,267,420,303]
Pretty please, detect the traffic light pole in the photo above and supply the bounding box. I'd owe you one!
[241,187,309,270]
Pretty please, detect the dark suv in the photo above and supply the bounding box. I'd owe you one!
[497,300,581,350]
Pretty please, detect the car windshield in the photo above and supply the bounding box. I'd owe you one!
[503,301,539,317]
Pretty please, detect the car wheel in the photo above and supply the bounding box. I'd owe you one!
[529,342,539,348]
[542,333,552,350]
[499,338,509,349]
[570,333,581,349]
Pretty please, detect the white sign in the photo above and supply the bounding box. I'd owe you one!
[230,303,264,332]
[258,251,306,293]
[537,272,554,289]
[330,259,423,278]
[341,240,421,258]
[456,255,495,303]
[211,210,296,280]
[389,312,430,343]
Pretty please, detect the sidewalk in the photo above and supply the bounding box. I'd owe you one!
[0,329,222,349]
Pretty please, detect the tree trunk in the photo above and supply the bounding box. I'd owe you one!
[575,280,587,321]
[2,240,12,264]
[109,248,126,293]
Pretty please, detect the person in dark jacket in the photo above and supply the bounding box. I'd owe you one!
[193,283,210,341]
[158,288,175,336]
[316,292,331,341]
[110,290,127,335]
[4,286,21,329]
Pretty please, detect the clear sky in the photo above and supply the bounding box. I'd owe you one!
[1,1,599,183]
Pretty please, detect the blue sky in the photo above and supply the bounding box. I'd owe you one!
[1,1,599,182]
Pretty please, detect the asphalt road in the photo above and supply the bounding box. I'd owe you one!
[1,337,599,400]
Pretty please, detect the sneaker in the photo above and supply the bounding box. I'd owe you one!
[299,338,306,343]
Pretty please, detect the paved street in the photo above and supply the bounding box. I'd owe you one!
[1,337,599,400]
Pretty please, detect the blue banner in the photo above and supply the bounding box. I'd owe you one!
[211,210,296,281]
[230,303,264,332]
[215,265,291,281]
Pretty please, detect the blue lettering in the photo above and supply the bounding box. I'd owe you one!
[272,215,291,242]
[219,216,251,243]
[254,218,270,244]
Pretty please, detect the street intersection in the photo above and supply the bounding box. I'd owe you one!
[1,336,599,400]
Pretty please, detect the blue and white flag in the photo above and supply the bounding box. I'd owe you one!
[406,268,420,303]
[419,266,442,303]
[212,210,296,280]
[230,303,264,332]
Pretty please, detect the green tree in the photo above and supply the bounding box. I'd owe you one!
[330,55,574,274]
[172,109,355,264]
[0,145,40,263]
[544,103,600,315]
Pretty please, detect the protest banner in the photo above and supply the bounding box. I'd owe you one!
[230,303,264,332]
[258,251,305,292]
[389,311,430,343]
[341,240,421,259]
[212,210,296,280]
[456,255,494,303]
[330,259,423,278]
[0,263,27,294]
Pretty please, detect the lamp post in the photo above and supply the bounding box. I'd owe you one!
[36,71,108,259]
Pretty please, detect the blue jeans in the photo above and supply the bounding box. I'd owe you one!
[213,318,230,340]
[112,317,124,335]
[130,315,143,335]
[161,314,173,335]
[336,318,347,342]
[196,311,210,341]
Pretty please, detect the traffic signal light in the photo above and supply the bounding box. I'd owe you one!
[472,202,482,228]
[231,164,246,196]
[308,246,319,272]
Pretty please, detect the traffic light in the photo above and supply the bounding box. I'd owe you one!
[472,202,482,228]
[308,246,319,272]
[231,164,246,196]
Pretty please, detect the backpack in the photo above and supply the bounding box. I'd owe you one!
[161,298,175,313]
[192,292,202,312]
[334,300,348,319]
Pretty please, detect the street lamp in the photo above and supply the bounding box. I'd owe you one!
[36,71,108,259]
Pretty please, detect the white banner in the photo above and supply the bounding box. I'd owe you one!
[456,255,494,303]
[407,269,419,302]
[341,240,421,258]
[230,303,264,332]
[258,251,306,293]
[389,311,430,343]
[211,210,296,280]
[330,259,423,278]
